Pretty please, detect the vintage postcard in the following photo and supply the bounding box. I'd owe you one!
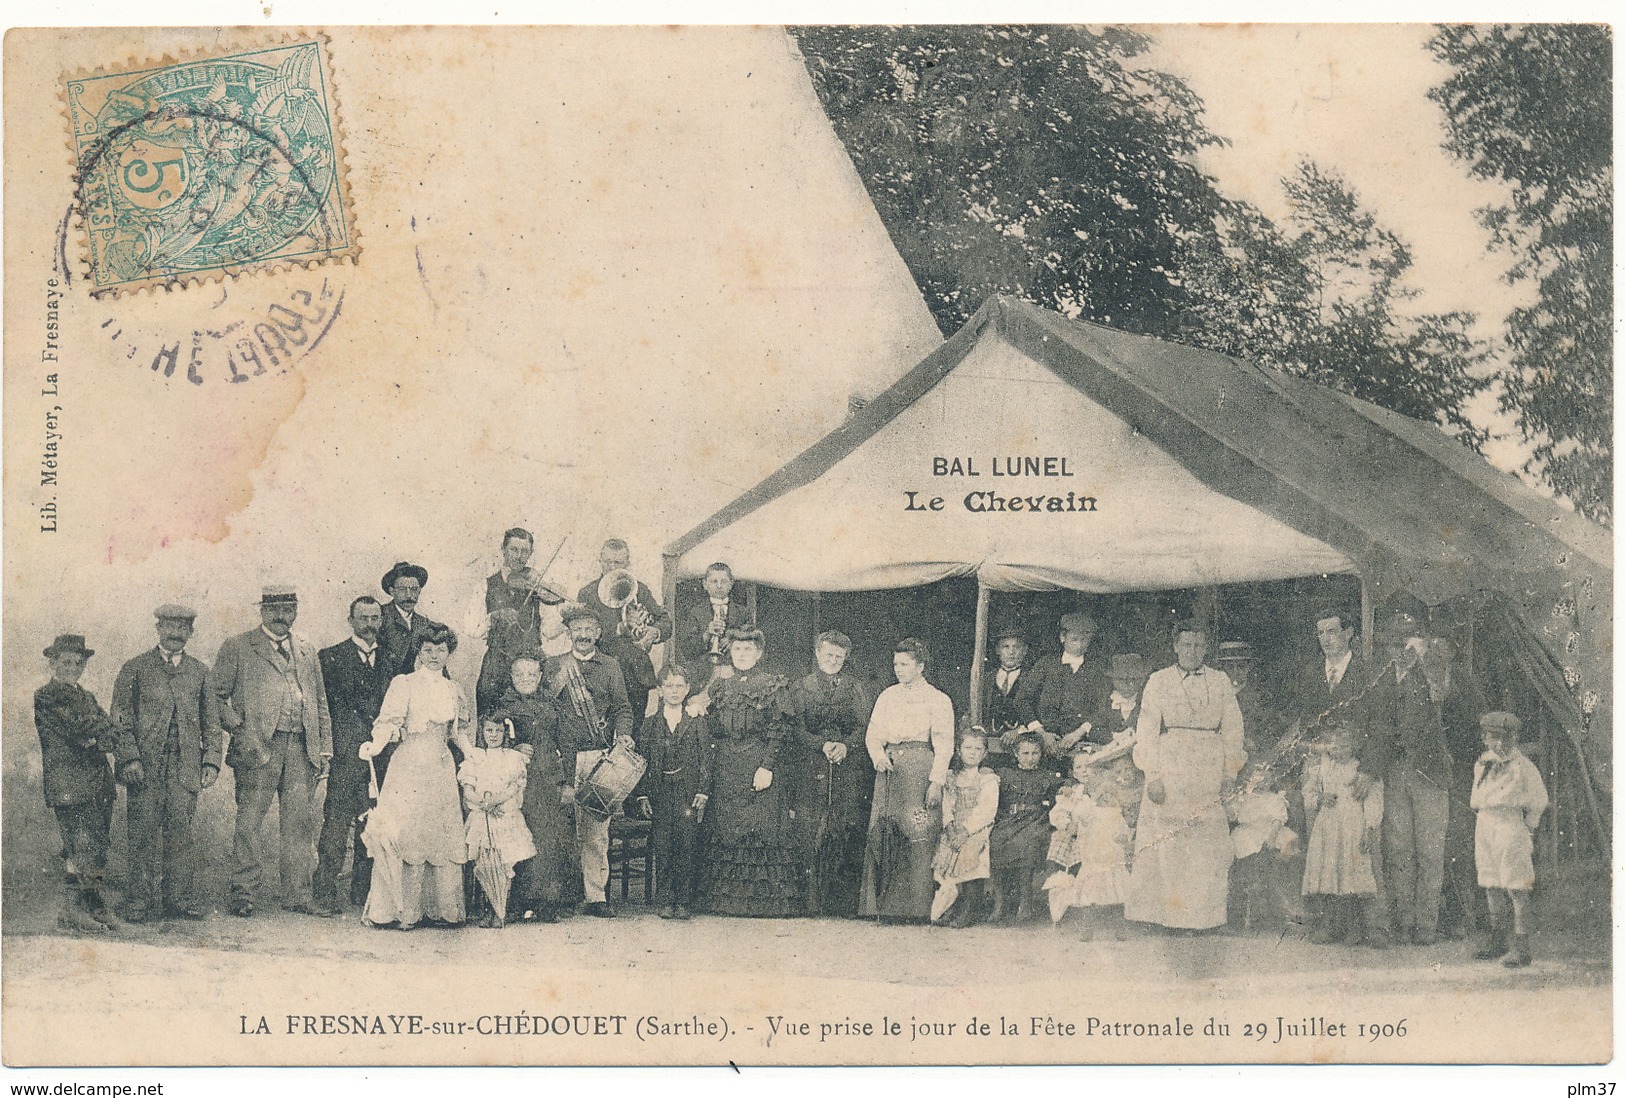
[1,23,1612,1071]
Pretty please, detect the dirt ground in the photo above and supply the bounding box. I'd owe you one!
[2,874,1611,1067]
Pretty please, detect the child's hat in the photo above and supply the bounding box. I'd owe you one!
[1479,711,1522,736]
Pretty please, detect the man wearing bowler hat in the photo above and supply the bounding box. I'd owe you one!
[111,604,224,922]
[212,585,333,918]
[378,561,441,678]
[34,633,124,932]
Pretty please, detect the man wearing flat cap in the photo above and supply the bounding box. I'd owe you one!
[34,633,124,932]
[1378,609,1451,946]
[110,604,224,922]
[378,562,442,678]
[212,586,332,918]
[545,602,634,917]
[1014,611,1110,757]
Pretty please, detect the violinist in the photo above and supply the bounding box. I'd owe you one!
[465,528,569,717]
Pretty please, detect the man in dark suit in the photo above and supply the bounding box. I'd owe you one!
[377,561,440,677]
[983,625,1034,734]
[546,604,635,917]
[109,604,224,922]
[677,562,749,668]
[1378,611,1451,946]
[1296,608,1393,786]
[313,596,395,914]
[33,633,123,933]
[212,585,333,918]
[1014,611,1110,758]
[1296,607,1394,947]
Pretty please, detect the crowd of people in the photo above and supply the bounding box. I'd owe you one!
[31,530,1550,968]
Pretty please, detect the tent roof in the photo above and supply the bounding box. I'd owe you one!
[666,295,1610,601]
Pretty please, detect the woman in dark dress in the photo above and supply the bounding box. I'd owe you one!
[495,652,573,922]
[790,630,874,916]
[698,627,802,916]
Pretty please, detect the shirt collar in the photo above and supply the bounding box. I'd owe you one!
[261,626,289,647]
[158,646,185,665]
[1326,649,1353,680]
[352,636,377,655]
[1061,653,1085,672]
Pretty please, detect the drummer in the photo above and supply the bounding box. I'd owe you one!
[544,604,635,918]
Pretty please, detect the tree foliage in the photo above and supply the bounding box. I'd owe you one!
[1179,164,1490,445]
[1428,24,1613,522]
[795,26,1489,447]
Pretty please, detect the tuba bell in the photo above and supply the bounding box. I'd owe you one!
[598,569,659,652]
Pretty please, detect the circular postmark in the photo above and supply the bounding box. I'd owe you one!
[67,43,351,292]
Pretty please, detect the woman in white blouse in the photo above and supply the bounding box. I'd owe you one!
[358,624,473,929]
[858,638,955,922]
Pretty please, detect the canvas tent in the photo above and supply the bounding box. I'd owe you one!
[664,294,1611,846]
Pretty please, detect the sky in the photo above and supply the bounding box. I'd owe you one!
[1144,23,1537,473]
[17,8,1589,480]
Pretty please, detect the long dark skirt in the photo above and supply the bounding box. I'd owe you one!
[700,737,801,916]
[512,749,571,914]
[795,750,873,916]
[859,741,940,920]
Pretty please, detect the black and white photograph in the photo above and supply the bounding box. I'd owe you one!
[0,15,1613,1076]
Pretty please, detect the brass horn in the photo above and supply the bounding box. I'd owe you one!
[597,569,638,609]
[599,569,659,651]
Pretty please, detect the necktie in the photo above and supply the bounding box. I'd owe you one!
[1328,665,1341,691]
[362,650,374,668]
[276,638,291,662]
[997,669,1010,693]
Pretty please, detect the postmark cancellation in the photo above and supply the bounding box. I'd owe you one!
[64,34,357,296]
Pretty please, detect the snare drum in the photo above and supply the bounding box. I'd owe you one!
[574,741,647,818]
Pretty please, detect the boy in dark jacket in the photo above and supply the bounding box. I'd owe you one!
[635,664,713,919]
[33,634,124,933]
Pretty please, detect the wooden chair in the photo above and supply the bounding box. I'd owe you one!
[608,814,653,903]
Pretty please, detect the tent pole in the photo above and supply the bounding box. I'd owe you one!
[661,553,679,674]
[969,578,990,727]
[1360,575,1375,661]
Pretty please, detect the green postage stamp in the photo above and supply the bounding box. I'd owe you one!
[65,36,357,295]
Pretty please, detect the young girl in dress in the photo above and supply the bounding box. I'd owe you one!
[989,732,1062,922]
[459,715,537,928]
[1301,725,1384,946]
[1043,750,1133,935]
[1471,711,1548,968]
[930,729,1000,927]
[1229,751,1299,933]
